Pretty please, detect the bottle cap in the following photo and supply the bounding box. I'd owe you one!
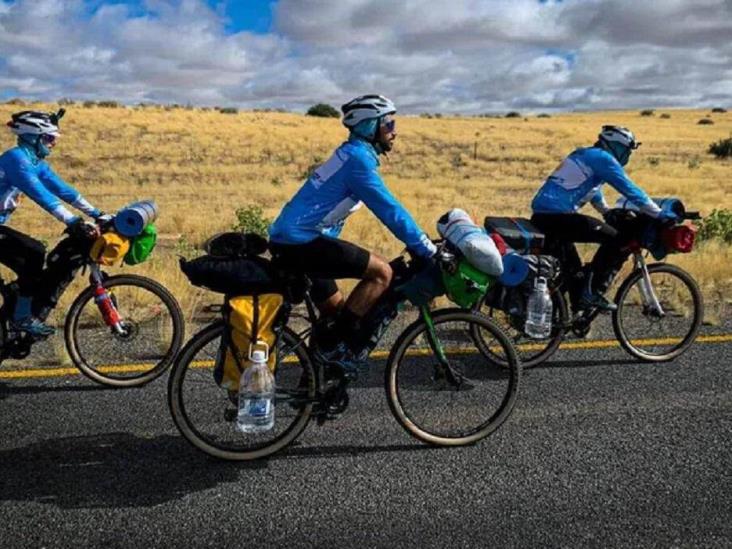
[251,349,267,363]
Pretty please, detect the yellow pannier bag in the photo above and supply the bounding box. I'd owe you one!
[90,231,131,266]
[215,293,284,390]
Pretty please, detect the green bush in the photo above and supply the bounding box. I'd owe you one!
[711,107,727,113]
[708,137,732,159]
[218,107,238,114]
[505,111,521,118]
[83,100,97,108]
[232,205,271,237]
[97,100,119,108]
[306,103,340,118]
[698,118,714,125]
[660,113,671,119]
[537,113,551,118]
[640,109,655,116]
[694,209,732,243]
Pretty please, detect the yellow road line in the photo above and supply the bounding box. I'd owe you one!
[2,333,731,380]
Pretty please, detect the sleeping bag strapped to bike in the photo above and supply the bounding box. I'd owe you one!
[179,254,281,295]
[484,217,545,254]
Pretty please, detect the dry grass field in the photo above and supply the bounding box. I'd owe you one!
[1,103,730,324]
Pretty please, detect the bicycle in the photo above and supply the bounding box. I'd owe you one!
[168,248,521,461]
[0,219,185,387]
[472,208,703,367]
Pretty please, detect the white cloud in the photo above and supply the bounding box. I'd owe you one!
[0,0,730,111]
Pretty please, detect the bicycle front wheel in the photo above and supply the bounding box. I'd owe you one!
[386,309,521,446]
[612,263,703,362]
[168,323,315,461]
[65,274,184,387]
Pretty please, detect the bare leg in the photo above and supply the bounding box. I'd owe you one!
[316,290,345,317]
[344,253,392,317]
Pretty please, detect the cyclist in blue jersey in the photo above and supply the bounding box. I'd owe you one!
[1,110,104,337]
[531,125,676,312]
[269,94,436,372]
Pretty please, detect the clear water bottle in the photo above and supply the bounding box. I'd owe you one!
[237,349,275,434]
[524,276,553,339]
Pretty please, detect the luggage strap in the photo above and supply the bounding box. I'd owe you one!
[224,293,260,374]
[510,217,532,250]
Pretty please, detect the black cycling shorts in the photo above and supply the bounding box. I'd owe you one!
[270,237,371,303]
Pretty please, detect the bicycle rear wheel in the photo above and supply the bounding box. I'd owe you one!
[386,309,521,446]
[168,323,315,461]
[65,274,184,387]
[471,287,567,368]
[612,263,703,362]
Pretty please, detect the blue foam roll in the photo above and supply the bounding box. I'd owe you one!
[499,252,530,287]
[114,200,158,237]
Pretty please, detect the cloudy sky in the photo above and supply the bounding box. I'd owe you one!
[1,0,731,113]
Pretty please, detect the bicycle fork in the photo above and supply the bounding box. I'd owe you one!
[89,266,126,334]
[634,253,665,317]
[421,306,464,388]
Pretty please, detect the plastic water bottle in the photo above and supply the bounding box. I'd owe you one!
[524,277,553,339]
[237,349,275,433]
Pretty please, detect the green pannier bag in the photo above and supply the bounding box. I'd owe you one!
[442,258,494,308]
[124,224,158,265]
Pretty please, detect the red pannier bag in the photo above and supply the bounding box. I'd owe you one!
[661,224,696,254]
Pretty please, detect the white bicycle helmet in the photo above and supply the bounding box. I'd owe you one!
[341,95,396,128]
[7,109,64,137]
[598,125,640,150]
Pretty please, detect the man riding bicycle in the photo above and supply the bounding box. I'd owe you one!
[530,125,677,312]
[1,109,105,337]
[269,94,436,373]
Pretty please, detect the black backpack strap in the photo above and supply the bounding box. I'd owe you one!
[251,293,260,353]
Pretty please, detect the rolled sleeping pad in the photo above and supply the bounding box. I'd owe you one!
[499,252,530,287]
[114,200,159,237]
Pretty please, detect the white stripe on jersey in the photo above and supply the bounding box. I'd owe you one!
[548,157,593,190]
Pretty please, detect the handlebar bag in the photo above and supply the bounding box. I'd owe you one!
[661,224,696,254]
[90,231,131,267]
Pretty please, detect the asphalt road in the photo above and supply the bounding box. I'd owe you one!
[1,335,730,548]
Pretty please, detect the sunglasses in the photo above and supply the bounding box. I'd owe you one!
[40,134,58,145]
[381,119,396,133]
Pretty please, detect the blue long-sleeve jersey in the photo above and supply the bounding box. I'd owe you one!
[531,147,662,217]
[0,145,99,225]
[269,136,436,258]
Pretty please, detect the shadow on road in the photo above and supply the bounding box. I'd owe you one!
[0,382,119,398]
[535,357,640,370]
[275,441,441,460]
[0,432,262,508]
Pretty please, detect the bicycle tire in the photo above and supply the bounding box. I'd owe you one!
[385,308,521,446]
[168,322,315,461]
[471,289,566,369]
[612,263,703,362]
[65,274,184,387]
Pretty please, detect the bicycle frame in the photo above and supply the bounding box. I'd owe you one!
[632,251,665,317]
